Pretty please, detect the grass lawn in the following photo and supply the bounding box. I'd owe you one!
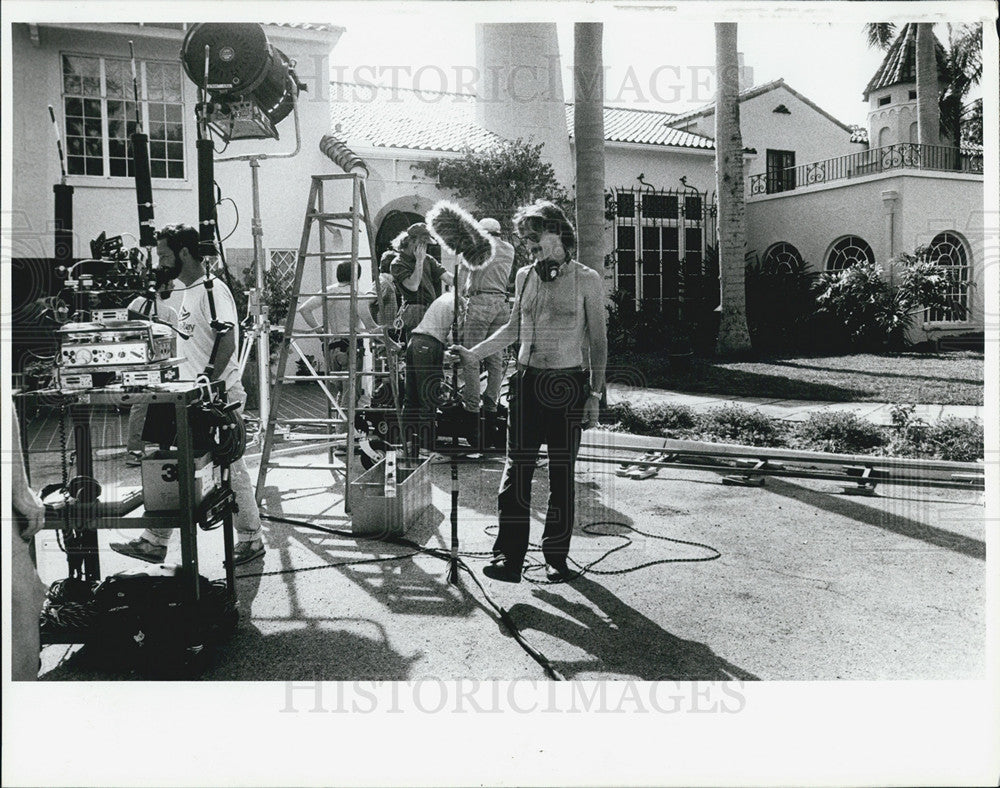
[607,350,984,405]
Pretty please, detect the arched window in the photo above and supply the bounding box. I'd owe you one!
[761,242,804,274]
[908,121,918,143]
[925,231,971,323]
[826,236,875,271]
[878,126,892,148]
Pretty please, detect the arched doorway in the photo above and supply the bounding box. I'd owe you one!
[375,210,442,265]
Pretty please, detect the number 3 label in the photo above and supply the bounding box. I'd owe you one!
[160,463,178,482]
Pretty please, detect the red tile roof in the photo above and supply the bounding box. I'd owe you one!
[330,82,717,153]
[862,23,949,100]
[567,104,714,149]
[330,82,502,153]
[671,78,855,135]
[268,23,340,33]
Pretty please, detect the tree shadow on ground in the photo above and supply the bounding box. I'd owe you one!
[764,478,985,560]
[609,358,867,402]
[768,359,982,386]
[207,619,420,680]
[506,575,758,681]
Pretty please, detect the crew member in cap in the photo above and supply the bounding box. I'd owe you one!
[456,217,515,447]
[450,201,607,583]
[388,222,454,336]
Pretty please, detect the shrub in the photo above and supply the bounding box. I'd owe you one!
[813,261,898,351]
[813,250,963,352]
[697,405,784,446]
[925,417,983,462]
[794,411,887,454]
[606,292,676,355]
[604,402,697,436]
[745,254,820,353]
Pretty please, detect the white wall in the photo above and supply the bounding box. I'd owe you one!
[746,170,984,341]
[603,143,716,195]
[683,84,861,180]
[867,81,953,147]
[475,23,573,189]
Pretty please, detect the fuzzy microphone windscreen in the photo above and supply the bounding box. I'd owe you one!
[426,201,495,269]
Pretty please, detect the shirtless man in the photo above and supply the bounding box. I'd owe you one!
[451,201,607,583]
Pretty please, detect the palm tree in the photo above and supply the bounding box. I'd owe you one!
[713,22,752,356]
[573,22,606,274]
[915,22,939,146]
[940,23,983,146]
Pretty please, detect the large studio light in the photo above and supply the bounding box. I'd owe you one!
[181,23,303,141]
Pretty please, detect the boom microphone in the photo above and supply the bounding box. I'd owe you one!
[426,201,495,270]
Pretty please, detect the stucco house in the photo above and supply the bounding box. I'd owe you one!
[9,21,983,366]
[322,25,982,345]
[744,24,984,345]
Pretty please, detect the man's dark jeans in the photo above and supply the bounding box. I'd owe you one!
[403,332,444,450]
[494,367,587,568]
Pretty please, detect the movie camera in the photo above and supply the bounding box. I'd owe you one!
[56,231,165,306]
[53,230,182,390]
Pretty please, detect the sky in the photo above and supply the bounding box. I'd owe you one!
[326,5,986,129]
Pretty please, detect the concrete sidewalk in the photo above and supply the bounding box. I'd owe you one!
[607,384,983,426]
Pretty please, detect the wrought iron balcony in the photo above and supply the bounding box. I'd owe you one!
[750,143,984,196]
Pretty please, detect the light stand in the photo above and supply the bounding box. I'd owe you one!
[180,22,304,430]
[222,103,302,430]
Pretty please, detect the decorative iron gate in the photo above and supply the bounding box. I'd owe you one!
[609,186,718,324]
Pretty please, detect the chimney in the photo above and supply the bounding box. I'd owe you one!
[475,23,574,188]
[737,52,754,93]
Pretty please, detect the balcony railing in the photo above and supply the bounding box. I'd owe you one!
[750,143,984,196]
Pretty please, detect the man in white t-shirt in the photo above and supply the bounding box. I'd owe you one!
[111,224,265,566]
[124,282,182,464]
[298,261,377,408]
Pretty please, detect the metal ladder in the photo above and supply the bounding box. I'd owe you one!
[254,173,401,511]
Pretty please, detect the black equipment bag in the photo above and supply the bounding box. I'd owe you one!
[89,565,237,677]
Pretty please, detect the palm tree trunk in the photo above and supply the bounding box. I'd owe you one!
[916,23,940,147]
[574,22,606,275]
[714,22,752,356]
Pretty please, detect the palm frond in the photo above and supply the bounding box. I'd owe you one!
[864,22,897,50]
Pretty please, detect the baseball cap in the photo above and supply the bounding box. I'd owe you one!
[406,222,433,242]
[478,217,502,235]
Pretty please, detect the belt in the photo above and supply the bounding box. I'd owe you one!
[468,290,507,297]
[521,365,585,373]
[410,331,444,345]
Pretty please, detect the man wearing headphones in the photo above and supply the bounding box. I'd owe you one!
[450,201,607,583]
[110,224,266,567]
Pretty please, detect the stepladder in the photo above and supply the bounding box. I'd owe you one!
[254,173,402,512]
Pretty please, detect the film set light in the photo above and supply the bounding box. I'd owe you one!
[181,23,303,142]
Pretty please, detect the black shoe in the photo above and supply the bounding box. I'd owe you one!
[482,556,522,583]
[545,561,578,582]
